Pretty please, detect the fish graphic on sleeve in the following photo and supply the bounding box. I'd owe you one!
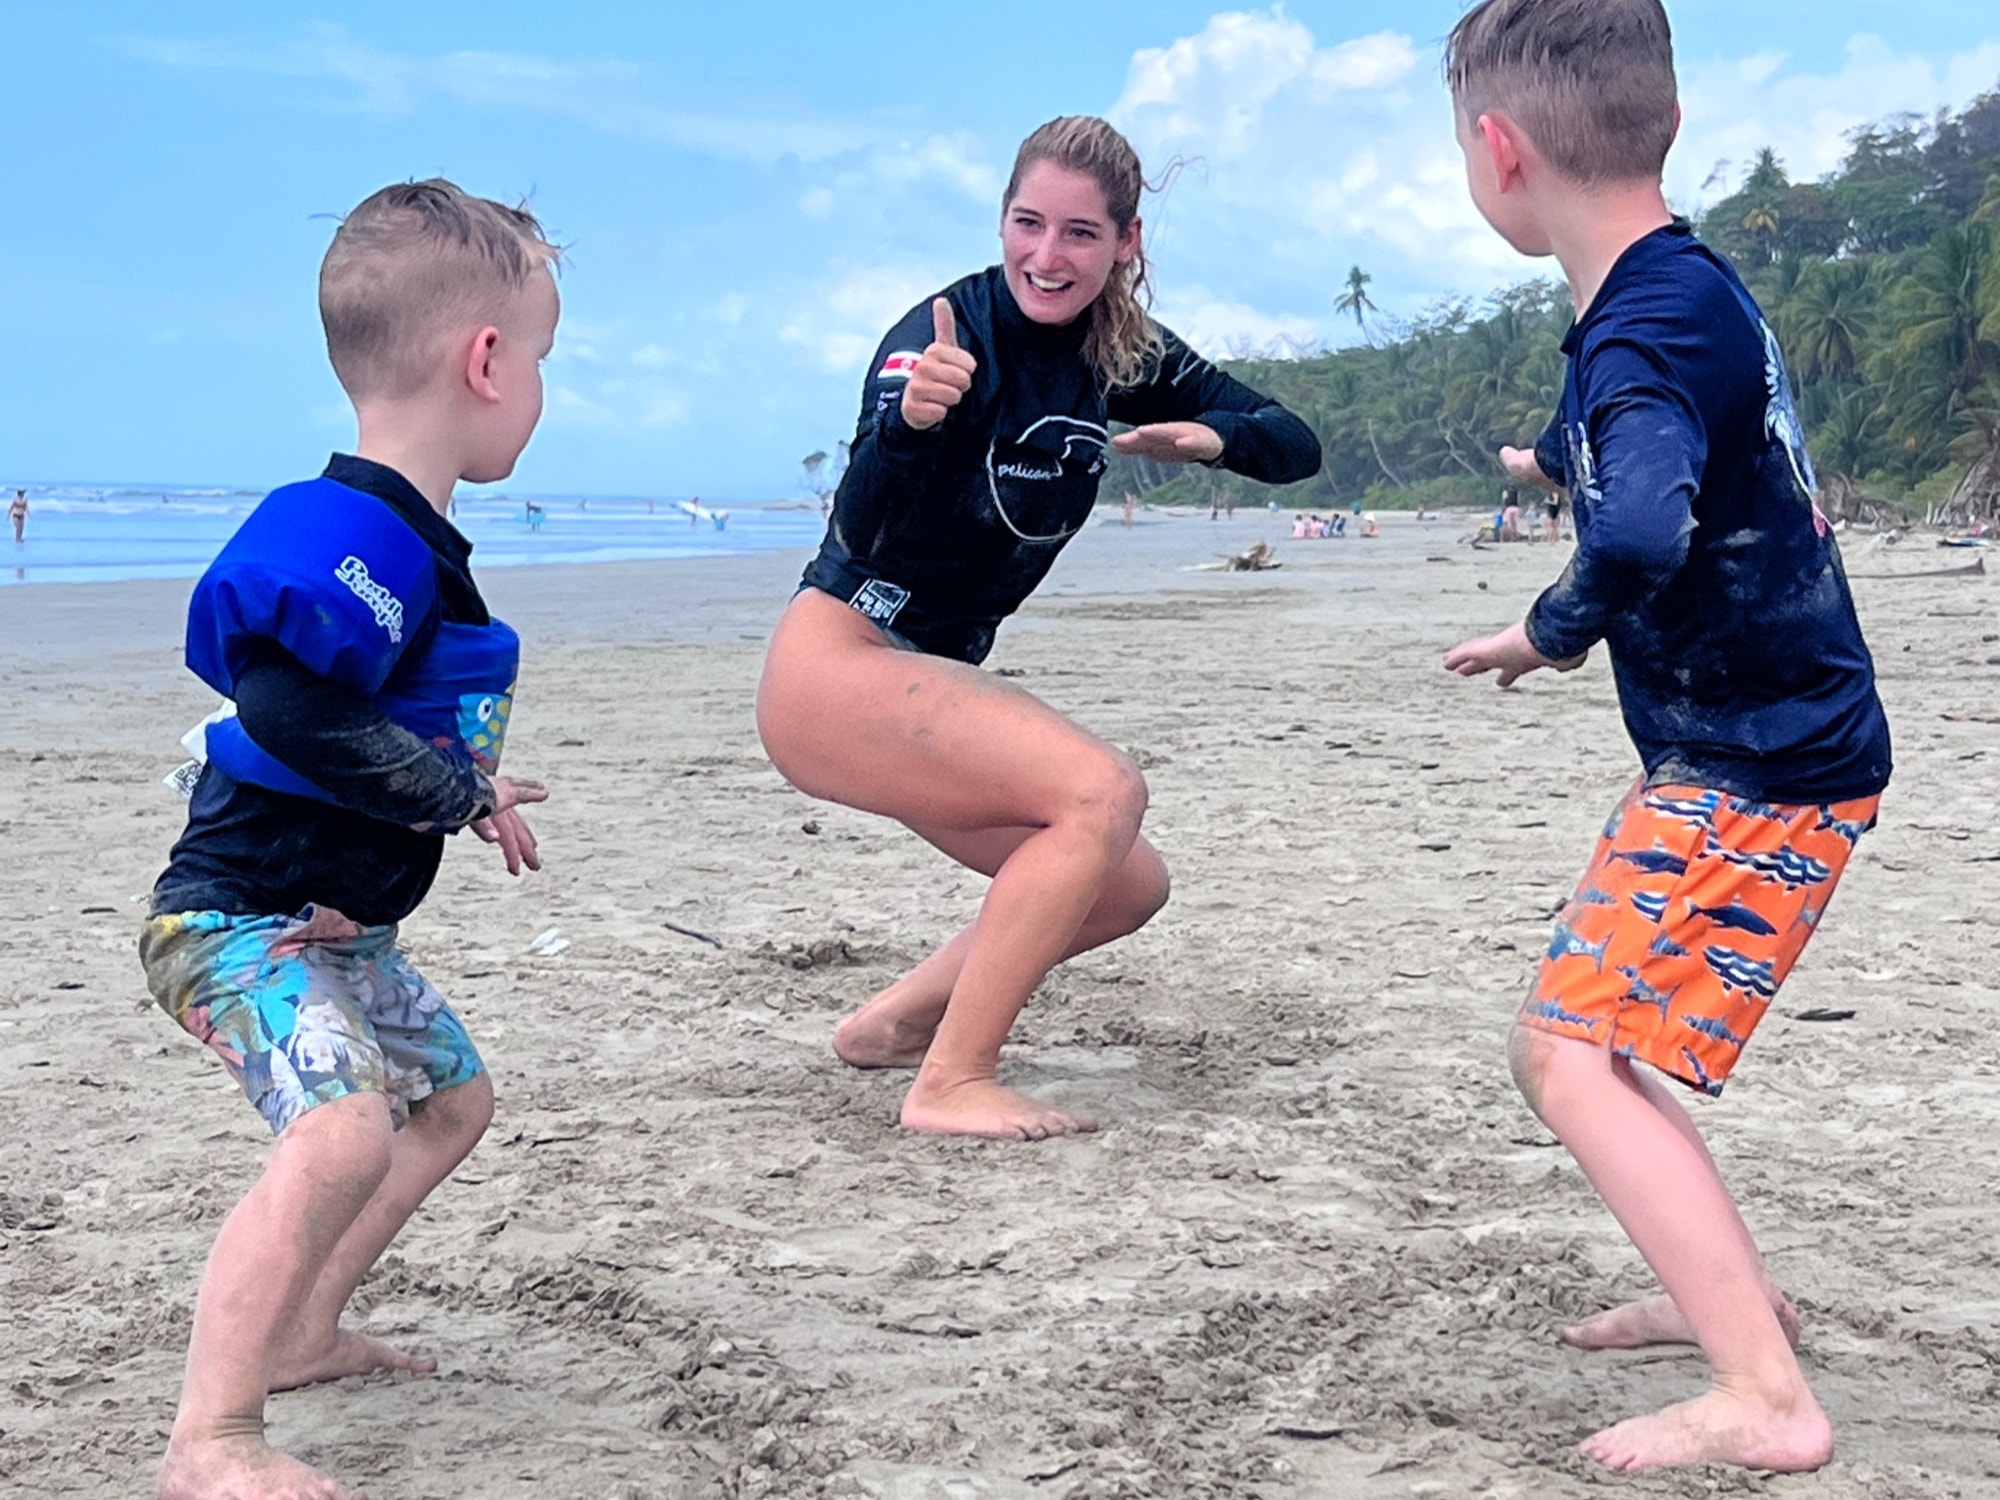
[455,692,513,773]
[1685,900,1779,937]
[1681,1012,1749,1050]
[1575,885,1619,908]
[1600,802,1628,841]
[1616,964,1682,1020]
[1791,897,1827,933]
[1546,920,1611,971]
[1703,838,1831,891]
[1629,891,1671,924]
[1524,997,1599,1035]
[1703,946,1780,999]
[1644,790,1722,829]
[1649,932,1691,958]
[1607,845,1691,876]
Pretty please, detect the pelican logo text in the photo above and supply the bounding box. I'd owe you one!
[335,556,405,643]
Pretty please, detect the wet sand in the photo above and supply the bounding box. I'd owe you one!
[2,514,1995,1498]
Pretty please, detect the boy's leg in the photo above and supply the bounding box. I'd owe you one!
[1512,786,1876,1471]
[1511,1026,1831,1472]
[160,1092,393,1500]
[270,1073,494,1390]
[1559,1057,1800,1351]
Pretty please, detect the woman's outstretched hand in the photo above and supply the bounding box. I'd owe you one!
[1111,422,1224,464]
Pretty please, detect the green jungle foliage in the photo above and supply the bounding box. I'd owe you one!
[1109,90,2000,518]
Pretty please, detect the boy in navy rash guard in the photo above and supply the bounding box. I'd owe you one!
[141,180,557,1500]
[1441,0,1888,1477]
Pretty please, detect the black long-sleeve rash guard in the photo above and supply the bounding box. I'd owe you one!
[801,266,1322,664]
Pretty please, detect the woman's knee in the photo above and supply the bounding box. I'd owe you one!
[1067,747,1150,849]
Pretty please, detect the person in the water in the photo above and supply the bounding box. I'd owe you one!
[759,115,1320,1142]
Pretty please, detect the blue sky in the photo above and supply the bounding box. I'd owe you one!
[4,2,1997,499]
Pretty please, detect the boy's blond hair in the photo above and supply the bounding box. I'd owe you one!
[1445,0,1678,187]
[320,179,559,401]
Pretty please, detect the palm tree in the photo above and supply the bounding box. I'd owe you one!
[1780,259,1876,385]
[1335,266,1378,335]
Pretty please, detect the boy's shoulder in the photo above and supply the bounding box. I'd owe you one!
[1569,226,1769,397]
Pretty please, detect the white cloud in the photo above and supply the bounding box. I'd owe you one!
[778,264,946,375]
[1674,36,2000,206]
[1109,8,2000,350]
[1150,287,1327,358]
[798,186,837,220]
[120,25,876,164]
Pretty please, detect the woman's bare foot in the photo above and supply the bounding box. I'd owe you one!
[268,1327,435,1392]
[833,995,939,1069]
[900,1077,1097,1140]
[1580,1382,1833,1473]
[160,1432,364,1500]
[1562,1291,1801,1351]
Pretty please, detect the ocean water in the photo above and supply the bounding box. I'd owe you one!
[0,485,829,587]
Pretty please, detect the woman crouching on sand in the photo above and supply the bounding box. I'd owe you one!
[757,116,1320,1141]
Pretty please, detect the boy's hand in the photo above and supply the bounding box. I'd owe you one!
[1111,422,1224,464]
[472,807,540,875]
[901,298,977,431]
[1500,445,1556,491]
[1444,620,1585,688]
[490,774,547,815]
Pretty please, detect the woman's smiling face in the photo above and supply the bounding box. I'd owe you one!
[1000,159,1140,327]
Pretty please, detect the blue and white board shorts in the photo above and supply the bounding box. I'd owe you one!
[139,905,483,1135]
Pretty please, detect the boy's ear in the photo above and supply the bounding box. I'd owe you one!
[1478,112,1528,190]
[465,327,504,404]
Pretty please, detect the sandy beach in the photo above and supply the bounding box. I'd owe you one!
[1,513,1995,1500]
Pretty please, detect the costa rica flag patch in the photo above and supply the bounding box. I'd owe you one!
[877,350,922,381]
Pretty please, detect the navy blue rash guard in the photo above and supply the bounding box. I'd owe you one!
[153,455,497,926]
[1525,222,1891,804]
[802,266,1322,664]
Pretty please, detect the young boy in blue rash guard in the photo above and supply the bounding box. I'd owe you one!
[141,179,557,1500]
[1441,0,1890,1476]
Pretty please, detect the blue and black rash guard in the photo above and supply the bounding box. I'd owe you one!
[153,456,498,926]
[802,266,1321,664]
[1526,221,1891,804]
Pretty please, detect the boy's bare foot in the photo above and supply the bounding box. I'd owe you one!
[1580,1384,1834,1473]
[160,1432,365,1500]
[1563,1291,1801,1351]
[833,997,937,1069]
[900,1078,1097,1140]
[268,1327,435,1392]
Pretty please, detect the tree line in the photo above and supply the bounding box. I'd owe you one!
[1110,88,2000,523]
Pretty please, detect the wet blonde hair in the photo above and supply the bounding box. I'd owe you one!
[320,178,560,401]
[1445,0,1678,186]
[1004,116,1164,390]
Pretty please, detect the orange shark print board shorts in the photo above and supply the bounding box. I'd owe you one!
[1522,780,1879,1095]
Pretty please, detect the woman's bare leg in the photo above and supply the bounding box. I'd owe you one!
[759,590,1157,1139]
[834,828,1169,1068]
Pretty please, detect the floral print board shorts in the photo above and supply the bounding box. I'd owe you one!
[1523,780,1878,1096]
[139,906,484,1135]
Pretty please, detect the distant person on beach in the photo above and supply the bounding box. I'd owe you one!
[9,489,25,542]
[1500,484,1523,540]
[759,115,1319,1141]
[138,179,555,1500]
[1121,490,1136,526]
[524,499,544,530]
[1542,487,1564,542]
[1442,0,1890,1475]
